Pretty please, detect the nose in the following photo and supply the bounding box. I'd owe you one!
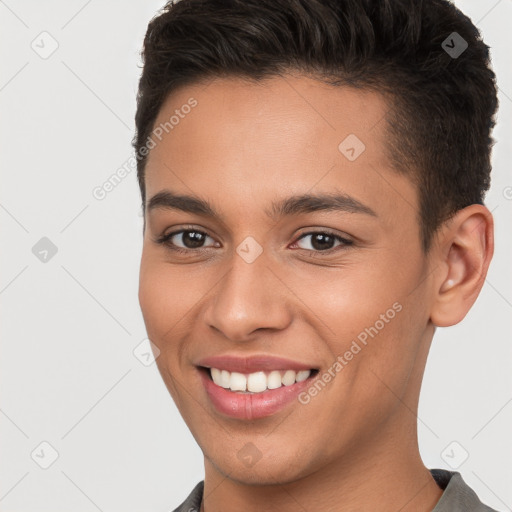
[202,252,292,342]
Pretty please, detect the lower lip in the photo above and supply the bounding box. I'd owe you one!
[199,368,316,420]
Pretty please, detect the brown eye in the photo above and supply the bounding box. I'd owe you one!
[293,231,353,253]
[156,229,218,252]
[172,230,208,249]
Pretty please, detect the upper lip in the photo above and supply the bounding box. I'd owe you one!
[196,354,318,373]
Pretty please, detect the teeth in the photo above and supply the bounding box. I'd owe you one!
[209,368,312,393]
[282,370,296,386]
[229,372,247,391]
[220,370,230,388]
[267,370,282,389]
[211,367,221,383]
[247,371,267,392]
[296,370,310,382]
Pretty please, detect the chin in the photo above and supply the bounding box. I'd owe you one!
[205,445,319,487]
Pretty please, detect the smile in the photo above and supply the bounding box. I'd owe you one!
[208,367,313,393]
[195,354,320,419]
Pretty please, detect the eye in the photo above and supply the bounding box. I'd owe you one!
[154,227,353,256]
[291,230,353,253]
[155,228,219,253]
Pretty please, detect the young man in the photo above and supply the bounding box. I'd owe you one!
[134,0,499,510]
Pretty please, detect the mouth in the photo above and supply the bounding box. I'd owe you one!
[199,366,319,394]
[197,365,320,420]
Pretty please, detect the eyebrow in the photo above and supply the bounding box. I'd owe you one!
[147,189,377,220]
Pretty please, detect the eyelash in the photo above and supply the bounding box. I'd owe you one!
[154,227,354,256]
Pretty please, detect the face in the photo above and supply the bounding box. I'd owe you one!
[138,74,436,485]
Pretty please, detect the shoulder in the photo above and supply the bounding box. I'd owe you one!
[171,480,204,512]
[430,468,501,512]
[170,472,502,512]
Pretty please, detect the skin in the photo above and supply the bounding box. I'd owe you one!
[138,73,494,512]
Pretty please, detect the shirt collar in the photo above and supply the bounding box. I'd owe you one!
[173,469,497,512]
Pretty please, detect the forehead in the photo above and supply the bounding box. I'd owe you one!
[144,74,416,225]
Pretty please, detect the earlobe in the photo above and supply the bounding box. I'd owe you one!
[430,205,494,327]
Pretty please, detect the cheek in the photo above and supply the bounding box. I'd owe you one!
[138,254,200,345]
[138,255,204,409]
[288,253,424,381]
[288,261,401,336]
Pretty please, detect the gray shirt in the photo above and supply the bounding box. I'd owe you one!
[172,469,499,511]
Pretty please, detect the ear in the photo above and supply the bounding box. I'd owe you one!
[430,204,494,327]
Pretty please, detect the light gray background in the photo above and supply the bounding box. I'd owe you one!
[1,1,511,511]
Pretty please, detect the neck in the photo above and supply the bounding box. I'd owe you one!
[201,425,443,512]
